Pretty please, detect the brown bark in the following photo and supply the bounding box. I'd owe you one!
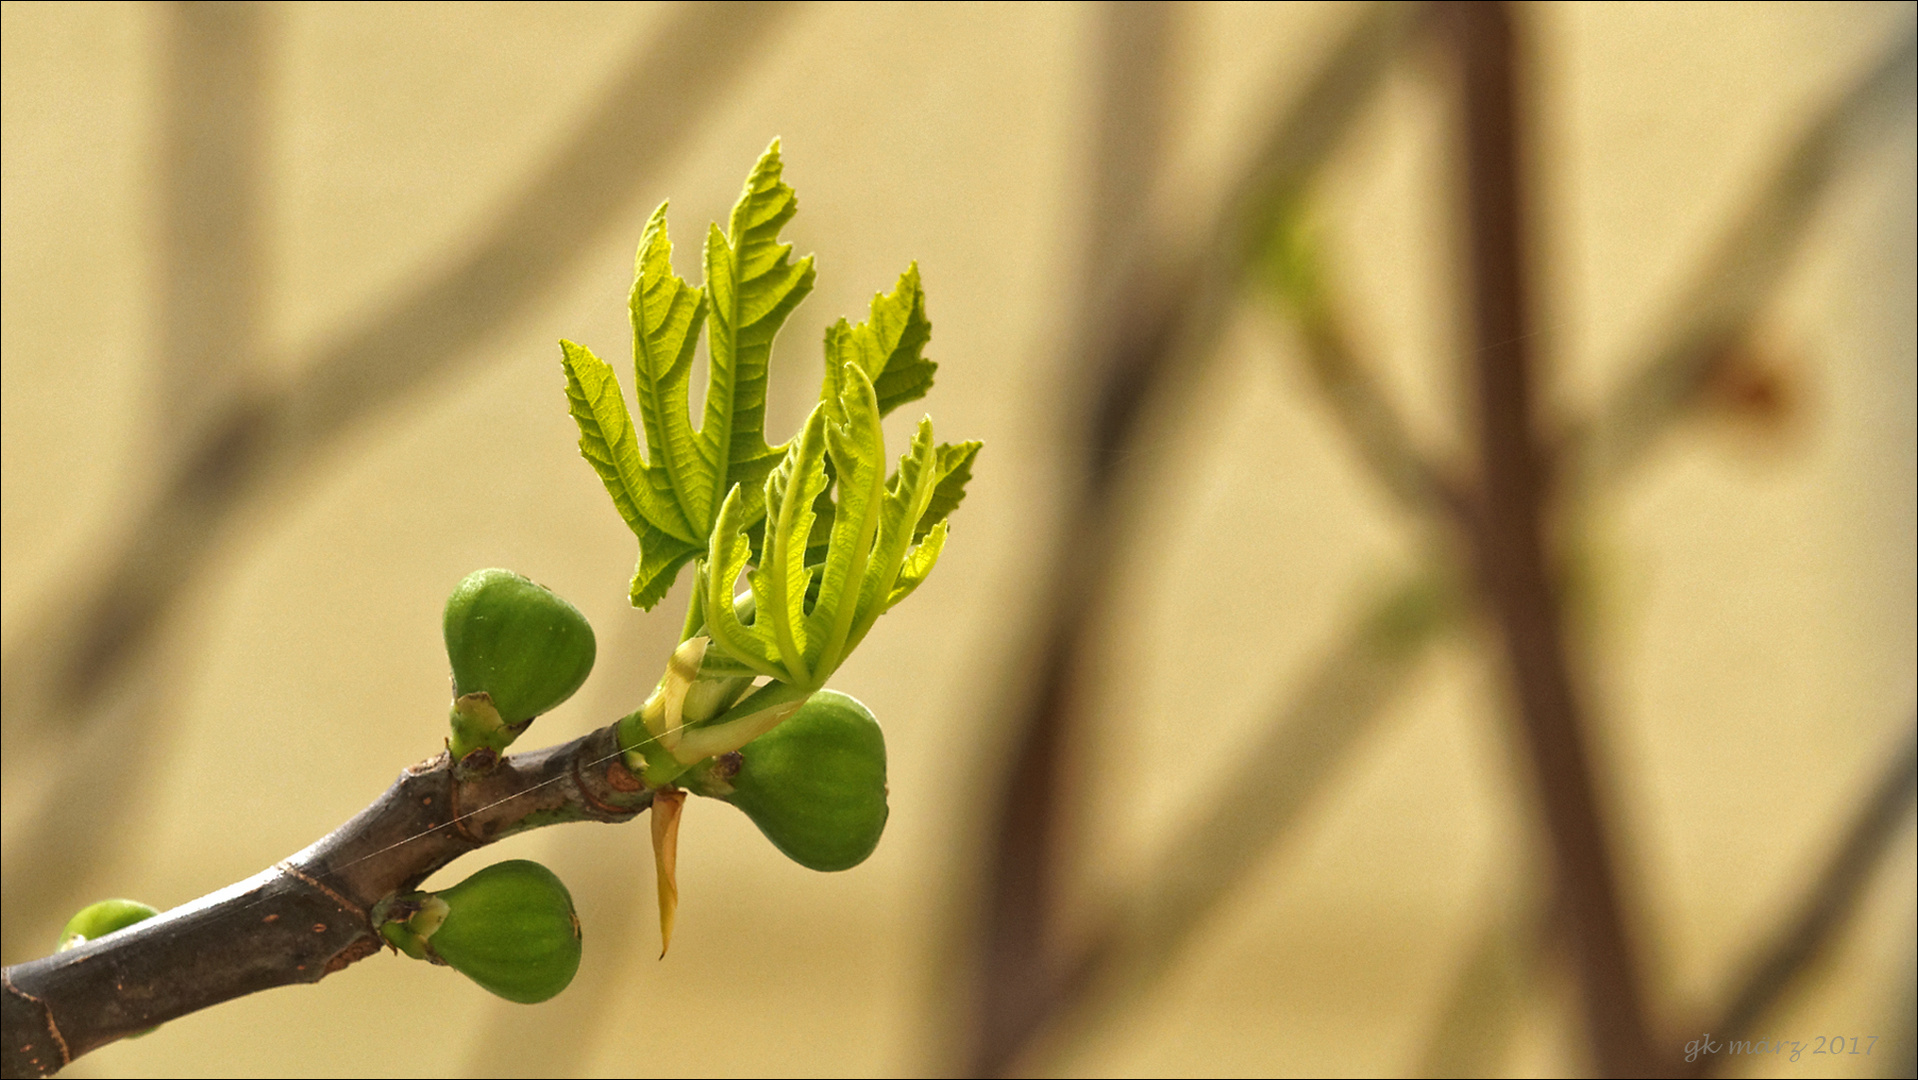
[1,724,652,1079]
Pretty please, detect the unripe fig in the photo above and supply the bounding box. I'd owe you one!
[385,859,583,1004]
[719,690,888,872]
[57,898,158,952]
[444,569,596,759]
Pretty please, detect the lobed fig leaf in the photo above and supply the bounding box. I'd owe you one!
[560,139,815,610]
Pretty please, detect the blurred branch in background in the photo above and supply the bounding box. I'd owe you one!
[1690,726,1917,1078]
[1445,3,1656,1072]
[1571,28,1918,488]
[1103,570,1457,990]
[0,0,275,964]
[0,0,801,961]
[964,4,1424,1074]
[1255,195,1463,519]
[965,3,1917,1077]
[1041,566,1460,1059]
[1415,879,1549,1079]
[156,0,268,444]
[965,0,1178,1070]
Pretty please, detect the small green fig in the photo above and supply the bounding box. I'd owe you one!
[383,859,583,1004]
[717,690,889,872]
[444,569,596,760]
[57,898,158,952]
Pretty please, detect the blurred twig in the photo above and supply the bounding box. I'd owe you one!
[1,0,273,960]
[1024,567,1455,1060]
[1122,34,1918,1041]
[1443,4,1656,1074]
[992,8,1915,1078]
[1416,880,1546,1078]
[156,0,268,440]
[0,0,800,960]
[1569,27,1917,487]
[1409,18,1918,1074]
[1291,303,1463,517]
[967,5,1179,1073]
[1689,725,1918,1079]
[1258,206,1463,519]
[1115,570,1454,980]
[964,5,1422,1074]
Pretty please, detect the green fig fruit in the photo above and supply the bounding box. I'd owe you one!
[57,898,159,952]
[388,859,583,1004]
[719,690,889,872]
[444,569,596,759]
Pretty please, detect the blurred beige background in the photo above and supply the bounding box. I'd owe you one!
[3,3,1913,1077]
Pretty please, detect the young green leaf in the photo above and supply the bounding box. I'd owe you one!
[629,533,706,612]
[568,142,980,700]
[842,417,943,659]
[707,378,970,689]
[702,501,786,683]
[561,340,706,609]
[560,340,698,546]
[564,143,821,611]
[700,139,817,533]
[801,268,962,561]
[822,263,937,418]
[889,519,949,608]
[917,439,980,540]
[629,202,713,532]
[749,405,831,685]
[805,364,888,680]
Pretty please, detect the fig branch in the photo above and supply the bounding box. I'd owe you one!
[3,141,975,1080]
[2,720,653,1079]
